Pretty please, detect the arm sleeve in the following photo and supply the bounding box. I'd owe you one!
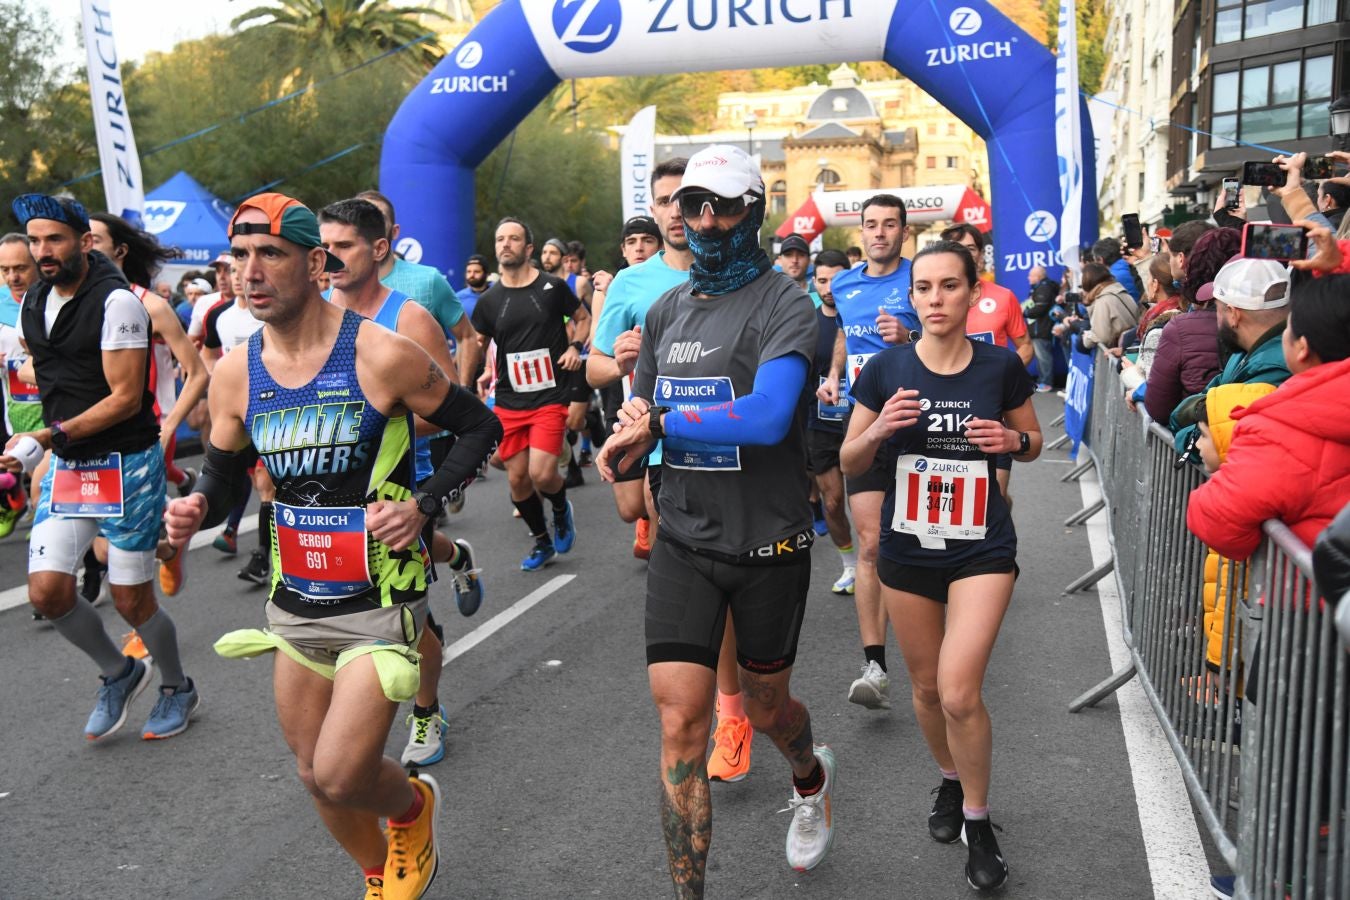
[662,354,808,446]
[416,383,503,507]
[100,290,151,351]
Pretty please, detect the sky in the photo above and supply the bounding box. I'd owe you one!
[40,0,241,67]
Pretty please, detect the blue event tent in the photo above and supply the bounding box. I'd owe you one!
[142,171,233,267]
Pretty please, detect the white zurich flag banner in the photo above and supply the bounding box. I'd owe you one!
[81,0,145,224]
[1054,0,1083,277]
[621,105,657,222]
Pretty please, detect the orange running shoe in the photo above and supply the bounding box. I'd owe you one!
[384,773,440,900]
[633,517,652,560]
[707,715,752,783]
[364,875,384,899]
[158,546,186,597]
[121,632,149,660]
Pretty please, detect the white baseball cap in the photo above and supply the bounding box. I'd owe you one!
[672,144,765,201]
[188,278,213,294]
[1212,257,1290,310]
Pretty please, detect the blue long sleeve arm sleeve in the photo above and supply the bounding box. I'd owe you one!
[661,354,808,446]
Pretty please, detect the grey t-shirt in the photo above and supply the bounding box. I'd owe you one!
[634,270,818,555]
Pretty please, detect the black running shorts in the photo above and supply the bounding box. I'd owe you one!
[877,555,1018,604]
[845,445,891,495]
[645,536,810,673]
[807,428,843,475]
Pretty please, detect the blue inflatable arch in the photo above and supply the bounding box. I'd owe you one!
[380,0,1096,286]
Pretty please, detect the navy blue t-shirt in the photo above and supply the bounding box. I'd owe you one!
[851,339,1034,566]
[809,307,847,433]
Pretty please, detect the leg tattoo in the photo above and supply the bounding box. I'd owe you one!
[741,672,817,774]
[659,758,712,899]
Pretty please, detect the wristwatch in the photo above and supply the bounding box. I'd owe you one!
[411,491,441,518]
[50,420,68,454]
[648,405,672,440]
[1017,431,1031,455]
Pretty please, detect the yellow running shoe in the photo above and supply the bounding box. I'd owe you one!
[158,546,186,597]
[121,632,149,661]
[707,715,752,783]
[364,875,384,899]
[384,773,440,900]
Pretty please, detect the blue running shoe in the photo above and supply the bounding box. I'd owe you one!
[449,539,483,616]
[142,678,200,740]
[85,656,154,741]
[813,516,828,537]
[1210,875,1234,899]
[521,541,557,572]
[553,501,576,554]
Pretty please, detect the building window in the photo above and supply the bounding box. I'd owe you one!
[927,122,937,136]
[1212,52,1335,148]
[946,122,957,136]
[1138,172,1146,204]
[926,156,937,169]
[946,156,960,169]
[816,169,842,189]
[1214,0,1336,45]
[769,180,787,214]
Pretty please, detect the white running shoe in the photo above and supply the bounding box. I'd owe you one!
[831,566,856,595]
[847,660,890,709]
[783,745,837,872]
[401,704,447,767]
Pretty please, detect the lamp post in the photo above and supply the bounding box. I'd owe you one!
[744,111,758,157]
[1331,92,1350,152]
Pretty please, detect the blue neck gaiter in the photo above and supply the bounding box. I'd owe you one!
[686,197,771,296]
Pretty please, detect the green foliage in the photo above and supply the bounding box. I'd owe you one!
[1042,0,1107,95]
[230,0,448,76]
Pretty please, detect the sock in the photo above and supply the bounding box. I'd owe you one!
[136,608,186,688]
[940,767,960,781]
[226,496,248,531]
[412,701,439,719]
[539,486,568,516]
[963,805,989,821]
[513,494,549,537]
[837,543,857,568]
[864,644,887,672]
[446,542,464,569]
[793,762,825,797]
[363,865,385,880]
[50,600,126,678]
[389,783,425,826]
[717,690,745,721]
[580,434,592,453]
[259,502,274,555]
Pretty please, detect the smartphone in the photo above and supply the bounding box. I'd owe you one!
[1241,222,1308,262]
[1303,156,1346,180]
[1242,161,1285,189]
[1121,213,1143,250]
[1222,177,1241,210]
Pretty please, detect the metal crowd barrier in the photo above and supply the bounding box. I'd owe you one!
[1057,352,1343,899]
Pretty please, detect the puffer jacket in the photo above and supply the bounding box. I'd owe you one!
[1143,308,1220,425]
[1172,325,1290,452]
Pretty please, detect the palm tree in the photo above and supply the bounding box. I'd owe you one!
[592,75,698,135]
[231,0,449,76]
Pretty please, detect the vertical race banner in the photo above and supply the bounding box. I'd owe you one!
[620,105,656,222]
[1054,0,1083,278]
[1064,345,1094,455]
[81,0,145,224]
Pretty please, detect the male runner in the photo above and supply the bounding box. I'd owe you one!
[164,192,500,900]
[542,236,595,481]
[0,233,40,535]
[818,193,916,711]
[597,145,837,894]
[320,197,484,768]
[472,217,587,571]
[564,240,593,306]
[1,193,198,740]
[777,232,815,303]
[456,253,490,321]
[617,215,662,267]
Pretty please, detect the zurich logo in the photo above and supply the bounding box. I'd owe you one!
[142,201,186,235]
[661,381,672,399]
[395,236,423,263]
[919,398,932,411]
[282,508,296,527]
[949,7,982,36]
[1024,209,1058,242]
[455,40,483,69]
[552,0,620,54]
[914,458,929,472]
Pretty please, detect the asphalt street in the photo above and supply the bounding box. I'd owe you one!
[0,394,1176,899]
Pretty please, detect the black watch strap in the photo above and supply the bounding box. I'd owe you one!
[648,405,672,440]
[1018,431,1031,454]
[412,491,441,517]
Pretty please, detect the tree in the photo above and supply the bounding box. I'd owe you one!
[1041,0,1107,95]
[589,76,698,135]
[230,0,449,76]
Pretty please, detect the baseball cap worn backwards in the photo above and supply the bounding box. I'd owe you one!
[12,193,90,233]
[673,144,765,201]
[1212,257,1290,310]
[229,192,343,272]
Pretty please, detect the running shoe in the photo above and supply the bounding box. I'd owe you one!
[831,566,856,596]
[847,660,890,709]
[783,745,836,872]
[962,817,1008,891]
[521,540,557,572]
[448,540,483,617]
[175,466,199,498]
[578,449,593,467]
[158,546,187,596]
[813,515,828,537]
[563,459,585,488]
[1210,875,1235,899]
[1035,384,1054,393]
[80,556,109,606]
[401,704,448,767]
[238,548,269,585]
[0,490,26,539]
[384,773,440,900]
[142,678,200,740]
[85,656,154,741]
[121,631,151,663]
[928,778,965,843]
[633,517,652,561]
[213,526,238,555]
[553,501,576,554]
[364,875,385,900]
[707,715,752,783]
[446,492,465,515]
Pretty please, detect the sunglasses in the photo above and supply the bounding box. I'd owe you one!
[677,191,758,219]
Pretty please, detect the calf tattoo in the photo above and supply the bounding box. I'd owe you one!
[660,757,711,899]
[740,671,817,774]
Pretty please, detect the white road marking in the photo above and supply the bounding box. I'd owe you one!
[1079,469,1210,899]
[443,574,575,664]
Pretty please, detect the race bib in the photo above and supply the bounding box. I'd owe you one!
[817,376,849,422]
[967,330,995,344]
[506,348,556,393]
[848,352,875,385]
[51,454,124,517]
[655,375,740,471]
[6,358,38,402]
[892,454,988,549]
[274,503,373,601]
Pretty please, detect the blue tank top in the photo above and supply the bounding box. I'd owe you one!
[372,291,434,484]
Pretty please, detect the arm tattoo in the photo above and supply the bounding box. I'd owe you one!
[419,363,444,391]
[660,757,711,899]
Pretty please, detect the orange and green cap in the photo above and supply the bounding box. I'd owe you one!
[228,192,343,272]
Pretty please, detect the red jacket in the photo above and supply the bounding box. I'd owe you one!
[1187,356,1350,560]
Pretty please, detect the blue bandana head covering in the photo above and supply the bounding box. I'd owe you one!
[686,194,771,296]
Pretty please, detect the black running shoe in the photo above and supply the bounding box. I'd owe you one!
[238,549,269,585]
[928,778,964,843]
[563,460,584,488]
[963,817,1008,891]
[80,553,108,606]
[176,467,199,498]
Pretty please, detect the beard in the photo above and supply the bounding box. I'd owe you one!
[466,275,487,289]
[541,258,560,273]
[40,251,84,287]
[1217,320,1242,356]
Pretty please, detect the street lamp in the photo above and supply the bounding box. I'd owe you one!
[1330,92,1350,152]
[744,112,758,156]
